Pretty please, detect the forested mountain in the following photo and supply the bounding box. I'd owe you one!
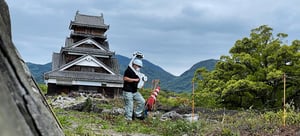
[26,62,52,84]
[164,59,218,92]
[26,55,218,92]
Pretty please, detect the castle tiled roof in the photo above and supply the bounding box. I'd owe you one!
[45,71,123,83]
[45,54,122,83]
[45,12,122,91]
[61,47,115,56]
[69,11,109,29]
[62,37,114,57]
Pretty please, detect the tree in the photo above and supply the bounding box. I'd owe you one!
[194,25,300,109]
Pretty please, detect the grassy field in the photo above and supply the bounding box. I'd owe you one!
[52,96,300,136]
[38,83,300,135]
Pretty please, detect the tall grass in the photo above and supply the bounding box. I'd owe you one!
[45,88,300,135]
[53,97,300,136]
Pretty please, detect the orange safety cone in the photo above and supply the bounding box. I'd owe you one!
[145,86,160,116]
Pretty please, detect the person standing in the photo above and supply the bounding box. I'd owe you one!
[123,59,145,121]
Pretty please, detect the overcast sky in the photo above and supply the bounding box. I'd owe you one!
[5,0,300,76]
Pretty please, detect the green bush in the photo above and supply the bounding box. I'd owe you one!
[221,128,238,136]
[160,120,201,136]
[38,84,47,94]
[263,111,282,125]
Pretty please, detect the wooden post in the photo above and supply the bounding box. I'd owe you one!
[283,73,286,127]
[192,81,195,122]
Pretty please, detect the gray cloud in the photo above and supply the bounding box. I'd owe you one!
[6,0,300,76]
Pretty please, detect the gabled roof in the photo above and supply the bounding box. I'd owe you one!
[69,11,109,29]
[70,38,107,51]
[58,55,117,75]
[62,37,114,56]
[44,54,123,84]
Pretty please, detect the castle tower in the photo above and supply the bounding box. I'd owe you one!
[44,12,123,97]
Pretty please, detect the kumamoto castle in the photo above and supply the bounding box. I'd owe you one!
[44,12,123,97]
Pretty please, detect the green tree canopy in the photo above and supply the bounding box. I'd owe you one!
[194,25,300,109]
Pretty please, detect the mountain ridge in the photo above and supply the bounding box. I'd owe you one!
[26,54,218,92]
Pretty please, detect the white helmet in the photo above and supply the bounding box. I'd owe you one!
[133,59,143,67]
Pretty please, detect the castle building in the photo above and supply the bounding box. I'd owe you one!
[44,12,123,97]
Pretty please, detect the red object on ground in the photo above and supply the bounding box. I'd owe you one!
[145,86,160,111]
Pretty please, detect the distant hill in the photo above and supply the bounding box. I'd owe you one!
[26,62,51,83]
[26,55,218,92]
[164,59,218,92]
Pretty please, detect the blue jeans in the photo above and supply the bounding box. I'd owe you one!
[123,91,145,120]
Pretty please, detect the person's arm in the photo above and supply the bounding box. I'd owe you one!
[124,76,139,82]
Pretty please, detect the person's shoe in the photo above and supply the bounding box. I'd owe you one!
[136,115,145,120]
[125,117,132,121]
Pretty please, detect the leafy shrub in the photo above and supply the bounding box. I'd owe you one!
[160,120,201,136]
[82,97,92,112]
[221,128,238,136]
[263,111,282,125]
[57,115,72,128]
[38,84,47,94]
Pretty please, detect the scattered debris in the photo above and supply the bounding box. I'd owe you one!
[160,111,183,121]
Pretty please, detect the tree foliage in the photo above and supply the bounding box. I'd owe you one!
[194,25,300,109]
